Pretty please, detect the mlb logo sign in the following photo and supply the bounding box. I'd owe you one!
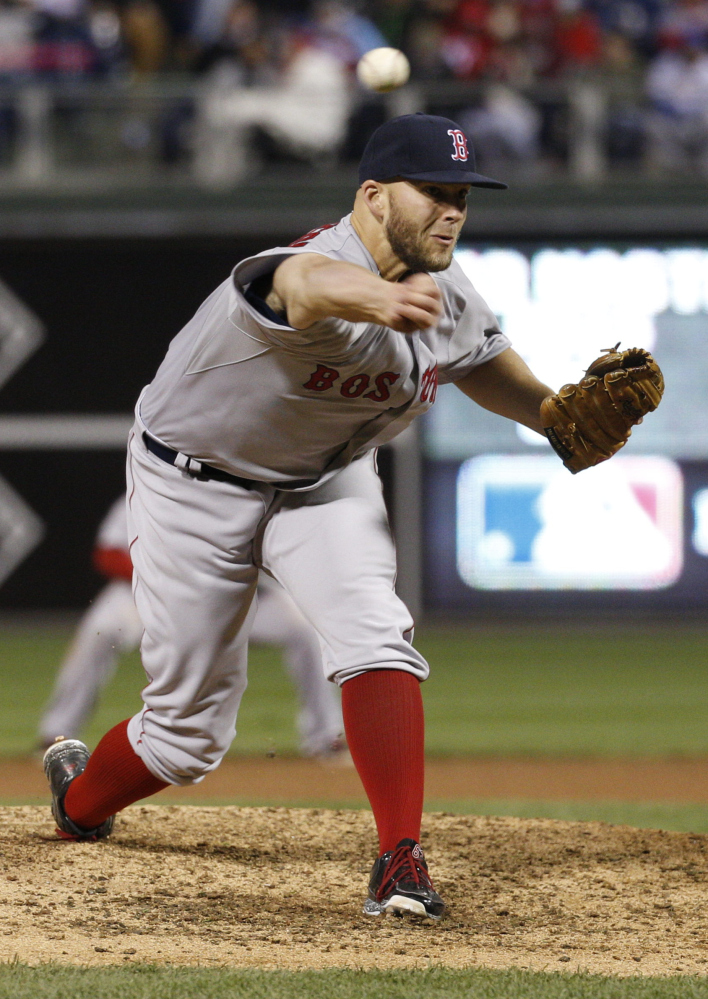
[456,455,683,590]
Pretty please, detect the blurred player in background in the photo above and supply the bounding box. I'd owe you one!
[38,495,348,763]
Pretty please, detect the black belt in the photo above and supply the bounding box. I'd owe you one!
[142,432,319,492]
[143,433,261,490]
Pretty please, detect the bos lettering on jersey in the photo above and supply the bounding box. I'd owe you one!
[420,364,438,403]
[303,363,439,405]
[303,364,401,402]
[289,224,338,248]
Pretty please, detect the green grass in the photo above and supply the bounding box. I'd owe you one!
[426,798,708,833]
[416,626,708,757]
[1,965,708,999]
[1,628,304,756]
[2,794,705,834]
[6,621,708,830]
[5,622,708,758]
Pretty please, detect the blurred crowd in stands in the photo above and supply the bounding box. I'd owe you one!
[1,0,708,178]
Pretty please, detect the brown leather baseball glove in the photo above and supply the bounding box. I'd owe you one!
[540,344,665,474]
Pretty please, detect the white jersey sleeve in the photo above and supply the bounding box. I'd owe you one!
[230,222,372,358]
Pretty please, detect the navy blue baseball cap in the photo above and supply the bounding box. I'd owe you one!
[358,112,507,190]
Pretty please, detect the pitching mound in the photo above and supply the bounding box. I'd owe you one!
[1,806,707,978]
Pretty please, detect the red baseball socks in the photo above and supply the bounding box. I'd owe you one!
[64,719,168,830]
[65,671,426,847]
[341,668,425,854]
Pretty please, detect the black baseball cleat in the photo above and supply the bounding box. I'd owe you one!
[43,737,114,841]
[363,838,445,919]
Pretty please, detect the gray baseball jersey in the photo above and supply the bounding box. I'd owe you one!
[139,214,511,486]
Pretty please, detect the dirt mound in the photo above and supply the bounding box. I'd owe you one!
[1,805,707,977]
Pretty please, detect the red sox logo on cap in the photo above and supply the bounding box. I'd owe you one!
[357,113,507,188]
[447,129,469,162]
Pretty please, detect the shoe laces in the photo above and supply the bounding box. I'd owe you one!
[376,843,435,902]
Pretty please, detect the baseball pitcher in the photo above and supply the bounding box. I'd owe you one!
[43,113,662,920]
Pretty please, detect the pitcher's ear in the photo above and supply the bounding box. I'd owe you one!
[360,180,387,219]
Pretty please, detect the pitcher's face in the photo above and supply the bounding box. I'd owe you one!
[384,180,469,273]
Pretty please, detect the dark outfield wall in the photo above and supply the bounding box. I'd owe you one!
[0,236,282,609]
[0,236,278,416]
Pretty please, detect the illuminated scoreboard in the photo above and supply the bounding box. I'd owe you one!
[422,243,708,613]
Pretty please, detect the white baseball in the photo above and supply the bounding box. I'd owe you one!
[356,47,411,93]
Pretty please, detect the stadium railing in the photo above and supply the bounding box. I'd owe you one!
[0,75,656,190]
